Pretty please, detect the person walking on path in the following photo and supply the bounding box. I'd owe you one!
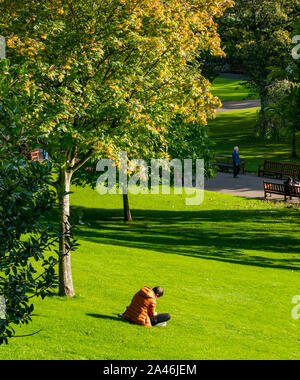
[232,146,240,178]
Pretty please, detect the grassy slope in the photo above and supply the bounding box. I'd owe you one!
[208,108,300,173]
[211,77,258,102]
[1,187,300,360]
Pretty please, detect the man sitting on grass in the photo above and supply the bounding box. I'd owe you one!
[119,286,171,327]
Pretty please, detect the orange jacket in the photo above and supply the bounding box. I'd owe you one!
[124,286,156,327]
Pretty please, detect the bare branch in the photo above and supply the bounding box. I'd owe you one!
[70,149,94,173]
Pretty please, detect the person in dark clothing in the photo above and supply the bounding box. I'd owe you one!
[284,177,300,187]
[232,146,240,178]
[150,313,171,326]
[284,177,294,186]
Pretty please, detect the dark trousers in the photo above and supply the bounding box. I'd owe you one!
[150,313,171,326]
[233,164,240,177]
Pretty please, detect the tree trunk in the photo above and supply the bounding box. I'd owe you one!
[292,130,297,159]
[258,92,268,136]
[123,193,132,222]
[58,169,75,297]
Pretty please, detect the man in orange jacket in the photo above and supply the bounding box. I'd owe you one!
[120,286,171,327]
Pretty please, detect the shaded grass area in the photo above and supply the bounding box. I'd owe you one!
[1,188,300,360]
[208,108,300,173]
[211,77,258,102]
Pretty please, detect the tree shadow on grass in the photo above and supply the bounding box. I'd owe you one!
[71,205,300,225]
[72,206,300,272]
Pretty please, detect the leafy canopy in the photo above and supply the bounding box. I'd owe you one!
[0,0,233,165]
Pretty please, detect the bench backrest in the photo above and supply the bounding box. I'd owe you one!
[30,151,40,161]
[264,182,286,193]
[263,161,300,177]
[264,181,300,195]
[215,155,246,164]
[215,155,231,164]
[289,185,300,195]
[263,161,283,172]
[282,163,300,177]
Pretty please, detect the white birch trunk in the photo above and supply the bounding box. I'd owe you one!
[58,169,75,297]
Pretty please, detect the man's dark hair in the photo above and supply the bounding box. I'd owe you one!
[153,286,164,297]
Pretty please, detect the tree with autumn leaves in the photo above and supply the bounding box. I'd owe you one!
[0,0,233,297]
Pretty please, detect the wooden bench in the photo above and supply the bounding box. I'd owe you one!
[258,160,300,179]
[264,181,300,201]
[215,155,246,174]
[30,151,40,161]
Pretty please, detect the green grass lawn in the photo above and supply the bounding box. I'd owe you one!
[208,108,300,173]
[211,77,258,102]
[1,186,300,360]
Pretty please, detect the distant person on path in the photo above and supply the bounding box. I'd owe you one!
[43,150,49,160]
[232,146,240,178]
[119,286,170,327]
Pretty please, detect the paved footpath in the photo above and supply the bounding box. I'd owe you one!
[204,172,283,200]
[210,96,274,200]
[206,81,293,201]
[217,99,261,113]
